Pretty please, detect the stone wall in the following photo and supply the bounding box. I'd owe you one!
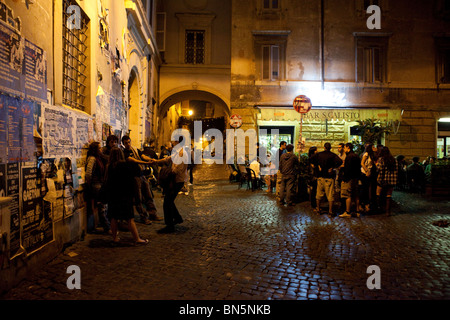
[386,110,437,161]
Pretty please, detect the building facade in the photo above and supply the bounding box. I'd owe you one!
[156,0,231,147]
[230,0,450,158]
[0,0,160,292]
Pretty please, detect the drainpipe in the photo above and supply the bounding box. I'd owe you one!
[320,0,325,90]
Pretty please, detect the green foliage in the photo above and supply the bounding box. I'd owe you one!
[355,119,392,146]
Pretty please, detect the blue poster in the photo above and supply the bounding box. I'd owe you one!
[20,98,35,162]
[0,94,6,163]
[23,40,47,102]
[6,94,21,162]
[0,21,47,102]
[0,21,24,98]
[1,94,35,163]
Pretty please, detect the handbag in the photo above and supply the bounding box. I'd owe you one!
[158,163,176,189]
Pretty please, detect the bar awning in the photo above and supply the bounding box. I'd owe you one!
[258,108,403,122]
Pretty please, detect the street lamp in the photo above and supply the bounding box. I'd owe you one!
[188,110,194,116]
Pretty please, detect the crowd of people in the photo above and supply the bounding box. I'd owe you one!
[239,141,436,218]
[85,134,440,240]
[84,135,193,244]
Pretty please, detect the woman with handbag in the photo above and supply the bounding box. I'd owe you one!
[360,144,377,213]
[375,147,398,216]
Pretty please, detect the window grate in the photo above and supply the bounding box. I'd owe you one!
[185,30,205,64]
[62,0,89,111]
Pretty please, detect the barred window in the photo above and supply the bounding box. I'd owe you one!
[62,0,89,111]
[185,30,205,64]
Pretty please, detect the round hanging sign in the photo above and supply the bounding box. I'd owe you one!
[293,95,312,114]
[230,114,243,128]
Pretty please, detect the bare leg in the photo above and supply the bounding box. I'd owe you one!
[346,197,352,213]
[128,219,146,243]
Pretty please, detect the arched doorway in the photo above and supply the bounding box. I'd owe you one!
[128,68,141,146]
[158,90,230,148]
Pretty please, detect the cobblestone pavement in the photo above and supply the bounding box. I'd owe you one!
[1,164,450,301]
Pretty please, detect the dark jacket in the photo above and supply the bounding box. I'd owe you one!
[310,150,343,179]
[343,151,361,182]
[279,152,299,176]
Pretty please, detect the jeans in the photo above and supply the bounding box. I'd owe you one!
[86,183,110,232]
[134,176,157,221]
[279,175,296,204]
[163,182,185,227]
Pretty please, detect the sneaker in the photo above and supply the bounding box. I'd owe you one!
[352,212,361,218]
[339,212,352,218]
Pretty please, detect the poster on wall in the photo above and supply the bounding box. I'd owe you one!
[20,98,35,161]
[23,39,47,102]
[0,20,24,98]
[0,163,5,198]
[42,103,75,159]
[6,94,21,161]
[0,20,47,102]
[7,162,21,259]
[21,166,53,254]
[75,117,89,157]
[0,93,35,163]
[0,94,6,163]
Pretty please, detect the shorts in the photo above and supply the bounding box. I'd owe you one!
[316,178,335,202]
[341,179,359,199]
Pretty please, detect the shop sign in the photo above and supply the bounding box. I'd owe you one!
[260,108,402,122]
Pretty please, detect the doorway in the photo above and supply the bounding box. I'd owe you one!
[128,69,141,146]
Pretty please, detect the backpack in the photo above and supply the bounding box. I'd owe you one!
[158,163,176,189]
